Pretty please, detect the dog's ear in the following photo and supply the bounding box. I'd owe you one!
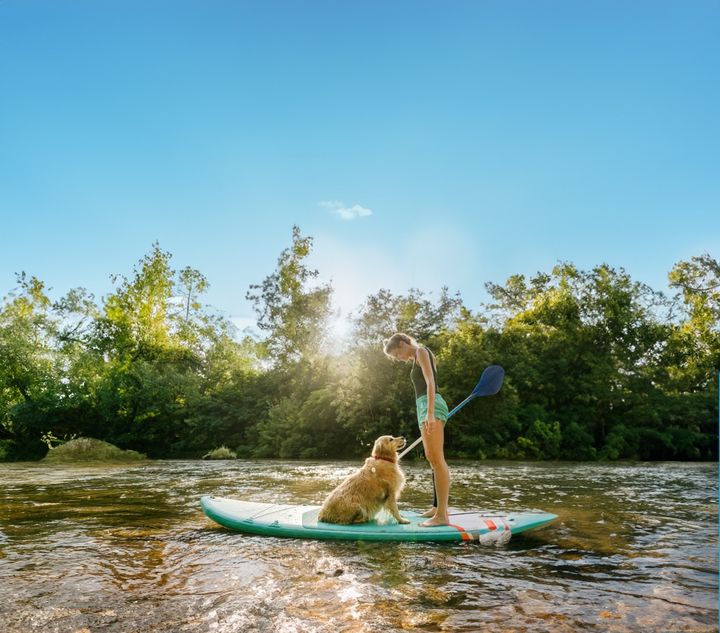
[372,436,383,454]
[376,436,395,460]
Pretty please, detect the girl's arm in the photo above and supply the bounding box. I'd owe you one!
[417,347,436,421]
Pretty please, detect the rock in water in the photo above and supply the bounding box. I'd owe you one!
[42,438,147,463]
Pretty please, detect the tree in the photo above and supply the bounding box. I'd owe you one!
[0,273,59,457]
[667,253,720,390]
[246,226,333,365]
[1,233,716,462]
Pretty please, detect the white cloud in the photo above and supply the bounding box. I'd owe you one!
[319,200,373,221]
[334,204,372,220]
[319,200,345,209]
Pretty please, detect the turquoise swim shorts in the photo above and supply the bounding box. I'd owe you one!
[416,393,450,430]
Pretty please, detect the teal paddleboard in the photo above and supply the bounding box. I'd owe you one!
[200,496,557,543]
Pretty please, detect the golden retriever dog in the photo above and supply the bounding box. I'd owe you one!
[318,435,410,525]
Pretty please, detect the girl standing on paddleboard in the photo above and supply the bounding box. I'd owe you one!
[383,333,450,527]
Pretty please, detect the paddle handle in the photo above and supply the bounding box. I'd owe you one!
[397,393,474,459]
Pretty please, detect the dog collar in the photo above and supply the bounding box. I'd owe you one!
[372,454,396,464]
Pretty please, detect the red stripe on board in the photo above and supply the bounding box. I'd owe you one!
[448,523,473,541]
[484,519,497,531]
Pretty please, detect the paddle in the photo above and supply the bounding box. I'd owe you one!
[397,364,505,459]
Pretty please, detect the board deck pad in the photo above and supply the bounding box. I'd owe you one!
[200,496,557,543]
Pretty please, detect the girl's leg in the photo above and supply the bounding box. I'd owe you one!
[419,422,450,527]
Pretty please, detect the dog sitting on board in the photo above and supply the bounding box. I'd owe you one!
[318,435,410,525]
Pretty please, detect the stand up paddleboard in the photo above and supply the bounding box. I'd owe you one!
[200,496,557,543]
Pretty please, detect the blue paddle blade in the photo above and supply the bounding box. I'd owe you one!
[471,365,505,397]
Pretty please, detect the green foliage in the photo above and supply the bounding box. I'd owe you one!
[517,420,562,460]
[0,230,716,462]
[246,226,333,364]
[41,431,78,450]
[202,445,237,460]
[42,437,146,462]
[0,440,16,461]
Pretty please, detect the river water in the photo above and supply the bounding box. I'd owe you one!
[0,460,717,632]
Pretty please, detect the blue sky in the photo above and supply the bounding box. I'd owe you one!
[1,1,718,334]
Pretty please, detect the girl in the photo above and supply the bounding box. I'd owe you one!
[383,333,450,527]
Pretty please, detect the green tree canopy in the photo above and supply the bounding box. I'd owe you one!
[0,233,716,462]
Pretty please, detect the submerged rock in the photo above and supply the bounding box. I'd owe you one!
[43,438,147,463]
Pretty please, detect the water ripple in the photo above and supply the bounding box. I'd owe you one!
[0,460,716,632]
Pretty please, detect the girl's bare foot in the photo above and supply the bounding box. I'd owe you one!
[419,514,449,528]
[420,507,436,518]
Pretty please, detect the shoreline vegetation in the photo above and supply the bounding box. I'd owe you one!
[203,446,238,460]
[1,226,717,463]
[42,438,146,463]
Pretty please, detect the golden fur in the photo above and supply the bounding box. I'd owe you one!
[318,435,410,525]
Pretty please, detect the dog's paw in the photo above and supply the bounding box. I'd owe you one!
[398,516,411,525]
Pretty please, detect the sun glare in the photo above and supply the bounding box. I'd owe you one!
[327,308,352,354]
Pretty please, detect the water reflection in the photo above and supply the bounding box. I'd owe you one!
[0,460,717,632]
